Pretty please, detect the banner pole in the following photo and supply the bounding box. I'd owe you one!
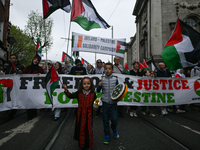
[111,26,113,63]
[43,19,48,71]
[66,0,74,56]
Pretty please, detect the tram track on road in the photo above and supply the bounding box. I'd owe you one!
[40,108,72,150]
[138,115,191,150]
[0,111,26,125]
[176,113,200,124]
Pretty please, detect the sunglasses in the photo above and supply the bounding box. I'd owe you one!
[97,62,102,63]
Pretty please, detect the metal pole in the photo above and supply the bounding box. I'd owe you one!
[111,26,113,63]
[44,19,48,70]
[66,0,74,55]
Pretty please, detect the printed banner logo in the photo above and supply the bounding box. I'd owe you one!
[194,79,200,96]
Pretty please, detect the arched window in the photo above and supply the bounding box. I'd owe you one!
[185,17,198,31]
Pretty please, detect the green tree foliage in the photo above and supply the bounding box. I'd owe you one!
[9,25,35,66]
[25,10,53,50]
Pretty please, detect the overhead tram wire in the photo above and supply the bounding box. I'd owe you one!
[53,41,66,59]
[53,12,68,60]
[97,0,121,63]
[98,0,122,37]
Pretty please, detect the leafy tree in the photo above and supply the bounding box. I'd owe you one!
[25,10,53,50]
[9,25,36,66]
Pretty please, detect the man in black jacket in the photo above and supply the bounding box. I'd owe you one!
[5,54,24,120]
[5,54,24,74]
[69,59,87,75]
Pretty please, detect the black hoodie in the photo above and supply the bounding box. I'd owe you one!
[5,61,24,74]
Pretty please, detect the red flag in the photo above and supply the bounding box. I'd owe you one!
[50,66,59,84]
[10,60,17,73]
[142,60,148,68]
[124,63,130,75]
[62,52,67,62]
[138,62,144,70]
[45,66,59,106]
[116,41,121,52]
[10,61,16,70]
[81,58,85,65]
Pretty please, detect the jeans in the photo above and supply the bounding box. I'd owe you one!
[102,102,118,136]
[54,108,61,118]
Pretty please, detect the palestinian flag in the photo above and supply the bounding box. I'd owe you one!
[116,40,126,55]
[36,38,42,57]
[162,19,200,71]
[81,57,90,67]
[138,62,144,70]
[62,51,75,65]
[81,58,85,65]
[142,59,149,70]
[62,52,67,62]
[73,51,79,59]
[43,0,71,19]
[45,66,59,105]
[124,63,130,75]
[10,60,17,74]
[71,0,110,31]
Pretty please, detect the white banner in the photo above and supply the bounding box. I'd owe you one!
[72,32,126,58]
[0,74,200,111]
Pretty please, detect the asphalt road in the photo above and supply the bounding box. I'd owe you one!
[0,105,200,150]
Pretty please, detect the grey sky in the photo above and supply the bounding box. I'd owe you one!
[10,0,136,66]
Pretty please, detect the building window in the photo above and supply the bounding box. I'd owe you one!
[1,0,5,5]
[185,17,198,31]
[0,21,4,41]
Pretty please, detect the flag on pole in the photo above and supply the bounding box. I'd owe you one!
[36,38,42,57]
[138,62,144,70]
[73,51,79,59]
[81,57,90,66]
[71,0,110,31]
[62,51,75,64]
[43,0,71,19]
[45,66,59,106]
[161,19,200,71]
[151,62,155,71]
[81,58,85,65]
[142,60,148,69]
[124,63,130,75]
[62,52,67,62]
[10,60,17,74]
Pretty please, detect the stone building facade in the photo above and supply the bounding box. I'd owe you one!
[127,0,200,69]
[0,0,11,64]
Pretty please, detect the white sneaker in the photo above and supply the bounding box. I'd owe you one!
[149,113,156,117]
[164,108,168,114]
[141,111,146,115]
[161,110,166,116]
[176,109,185,113]
[133,112,138,117]
[130,112,134,117]
[167,108,173,112]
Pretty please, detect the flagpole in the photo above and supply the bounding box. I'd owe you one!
[43,18,48,71]
[111,26,113,63]
[67,0,74,57]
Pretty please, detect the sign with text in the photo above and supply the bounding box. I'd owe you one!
[72,32,126,58]
[0,74,200,111]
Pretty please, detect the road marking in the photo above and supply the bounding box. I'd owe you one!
[0,117,40,146]
[165,118,200,135]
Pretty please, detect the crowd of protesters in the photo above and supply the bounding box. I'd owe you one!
[0,55,199,120]
[1,54,200,149]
